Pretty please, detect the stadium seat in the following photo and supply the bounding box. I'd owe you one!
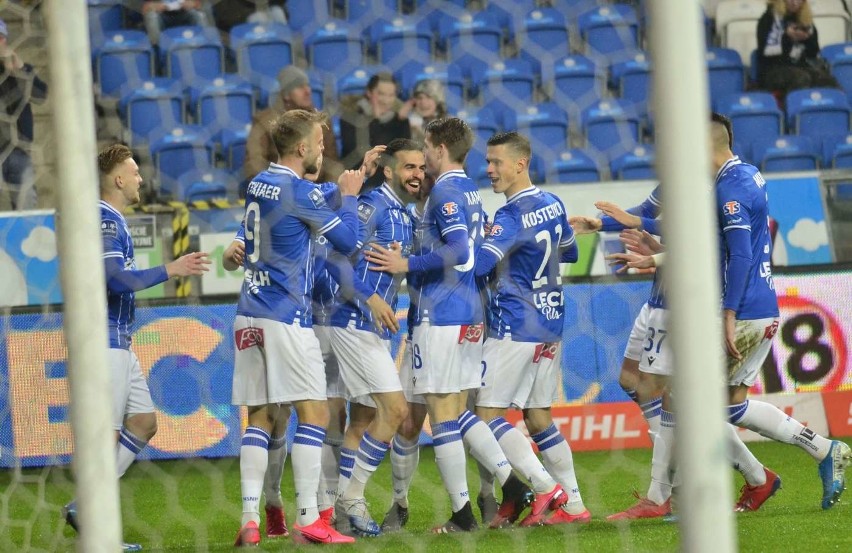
[528,154,547,183]
[811,0,852,48]
[117,78,184,145]
[610,51,652,109]
[395,61,465,105]
[188,76,254,141]
[610,145,656,180]
[442,11,502,61]
[221,124,251,177]
[551,55,603,111]
[177,168,236,203]
[150,125,214,198]
[821,42,852,102]
[286,0,331,34]
[476,58,536,106]
[547,149,601,183]
[337,65,389,98]
[519,8,571,71]
[159,26,224,83]
[454,106,499,144]
[577,4,639,60]
[345,0,399,23]
[88,0,123,40]
[581,99,641,156]
[515,102,569,154]
[786,88,851,140]
[753,135,819,173]
[706,47,746,105]
[230,23,294,80]
[483,0,536,41]
[830,133,852,166]
[715,0,764,68]
[305,21,364,74]
[464,147,491,188]
[372,16,433,65]
[93,30,153,97]
[715,92,783,162]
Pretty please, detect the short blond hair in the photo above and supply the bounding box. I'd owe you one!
[98,144,133,177]
[768,0,813,26]
[270,109,329,158]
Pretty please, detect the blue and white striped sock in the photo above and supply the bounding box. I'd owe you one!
[640,396,663,440]
[263,434,287,508]
[459,410,512,487]
[432,419,469,512]
[532,424,584,509]
[648,409,675,505]
[336,447,357,498]
[116,428,147,478]
[343,431,390,500]
[240,426,270,525]
[292,423,325,526]
[390,434,419,506]
[489,417,556,494]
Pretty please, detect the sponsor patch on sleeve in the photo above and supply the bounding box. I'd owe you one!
[723,201,740,215]
[357,202,376,223]
[101,220,118,239]
[489,223,503,237]
[441,201,459,216]
[308,187,326,208]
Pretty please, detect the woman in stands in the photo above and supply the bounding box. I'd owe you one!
[755,0,838,97]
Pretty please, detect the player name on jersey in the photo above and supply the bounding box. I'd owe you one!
[464,190,482,206]
[521,202,565,229]
[245,181,281,201]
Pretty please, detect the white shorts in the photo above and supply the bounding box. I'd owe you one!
[330,323,403,398]
[411,322,484,395]
[109,348,155,431]
[399,337,426,405]
[232,315,326,406]
[476,337,561,409]
[314,325,345,399]
[727,317,779,387]
[624,302,651,361]
[638,306,673,377]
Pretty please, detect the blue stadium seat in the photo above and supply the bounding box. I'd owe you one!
[706,47,745,106]
[188,76,254,141]
[528,154,547,183]
[117,78,184,145]
[345,0,399,22]
[159,26,224,83]
[221,124,251,177]
[515,102,569,154]
[610,145,656,180]
[581,99,641,156]
[230,23,293,80]
[820,42,852,102]
[88,0,123,40]
[372,16,433,65]
[715,92,783,163]
[177,168,236,203]
[150,125,214,198]
[395,61,465,105]
[519,8,571,67]
[454,106,500,144]
[578,4,639,60]
[547,149,601,183]
[786,88,851,140]
[610,51,652,109]
[551,55,602,111]
[93,30,153,98]
[476,58,536,105]
[286,0,331,34]
[464,147,491,188]
[484,0,536,41]
[305,21,364,74]
[753,135,819,173]
[337,65,389,98]
[442,11,502,60]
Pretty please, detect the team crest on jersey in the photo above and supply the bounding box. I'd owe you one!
[308,188,326,208]
[358,202,376,223]
[101,220,118,238]
[489,224,503,237]
[723,201,740,215]
[441,202,459,216]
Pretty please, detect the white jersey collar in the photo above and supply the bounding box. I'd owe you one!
[379,182,404,207]
[507,185,538,204]
[99,199,125,220]
[267,162,299,178]
[715,156,741,186]
[435,169,467,185]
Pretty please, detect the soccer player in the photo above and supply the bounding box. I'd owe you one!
[323,138,424,536]
[366,118,529,532]
[710,113,850,510]
[471,132,591,527]
[63,144,211,552]
[231,109,363,546]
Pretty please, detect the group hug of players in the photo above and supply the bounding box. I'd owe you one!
[75,110,850,550]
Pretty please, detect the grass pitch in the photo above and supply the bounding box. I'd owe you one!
[2,439,850,552]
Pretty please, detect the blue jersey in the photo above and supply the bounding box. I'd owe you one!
[311,184,344,326]
[236,163,359,325]
[100,200,168,349]
[715,157,779,319]
[405,203,424,338]
[331,183,414,337]
[412,170,486,326]
[480,187,575,343]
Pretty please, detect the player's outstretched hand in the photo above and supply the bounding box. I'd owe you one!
[594,201,641,228]
[568,215,602,234]
[723,309,742,361]
[360,145,387,178]
[364,242,408,274]
[606,252,655,273]
[620,229,663,256]
[338,168,365,197]
[222,240,244,271]
[166,251,211,278]
[366,293,400,333]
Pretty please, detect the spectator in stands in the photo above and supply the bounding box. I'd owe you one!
[756,0,838,96]
[408,79,448,143]
[339,72,412,172]
[140,1,208,45]
[0,18,47,211]
[245,65,342,185]
[211,0,286,34]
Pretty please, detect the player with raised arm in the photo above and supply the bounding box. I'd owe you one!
[366,118,530,533]
[710,113,850,510]
[231,110,363,546]
[472,132,593,527]
[63,144,210,552]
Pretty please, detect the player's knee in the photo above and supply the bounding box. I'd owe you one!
[387,399,409,426]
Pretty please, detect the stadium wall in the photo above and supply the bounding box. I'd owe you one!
[2,268,851,468]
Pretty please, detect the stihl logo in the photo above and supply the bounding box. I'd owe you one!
[458,324,484,344]
[235,327,264,350]
[533,342,558,363]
